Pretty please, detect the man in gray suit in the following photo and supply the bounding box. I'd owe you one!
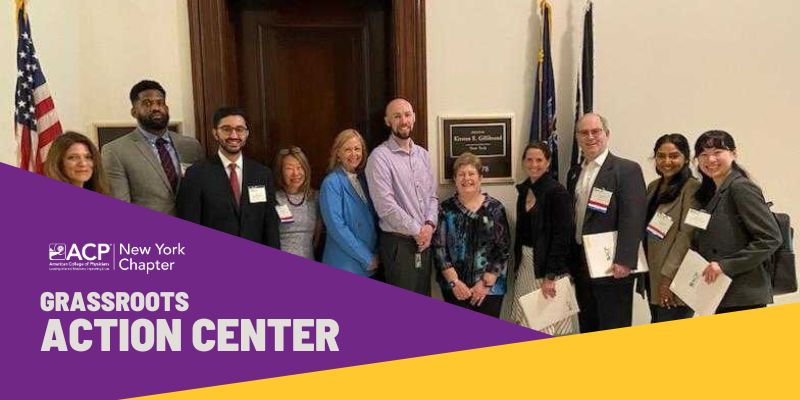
[102,80,205,215]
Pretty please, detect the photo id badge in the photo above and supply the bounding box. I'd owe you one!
[647,212,674,240]
[276,204,294,224]
[248,185,267,203]
[684,209,711,230]
[587,187,613,213]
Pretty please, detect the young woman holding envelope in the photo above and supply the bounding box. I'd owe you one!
[692,130,781,314]
[644,134,700,322]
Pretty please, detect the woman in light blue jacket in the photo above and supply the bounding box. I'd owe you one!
[320,129,379,277]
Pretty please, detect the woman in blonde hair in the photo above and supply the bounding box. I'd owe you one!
[319,129,379,277]
[44,131,110,194]
[274,146,321,259]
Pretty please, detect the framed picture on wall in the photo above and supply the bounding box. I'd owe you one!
[438,115,514,184]
[94,121,183,150]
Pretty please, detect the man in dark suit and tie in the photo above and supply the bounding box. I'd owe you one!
[567,113,647,332]
[102,80,205,215]
[176,107,280,249]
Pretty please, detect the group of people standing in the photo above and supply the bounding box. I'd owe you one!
[41,79,783,334]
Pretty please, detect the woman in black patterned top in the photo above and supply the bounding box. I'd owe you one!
[433,153,511,318]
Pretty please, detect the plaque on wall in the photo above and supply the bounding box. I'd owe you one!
[439,115,513,184]
[94,122,183,150]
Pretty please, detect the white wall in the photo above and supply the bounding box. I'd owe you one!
[427,0,800,313]
[0,0,195,166]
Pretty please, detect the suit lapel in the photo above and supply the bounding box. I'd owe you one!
[131,131,172,191]
[166,131,184,164]
[339,169,368,206]
[213,154,240,218]
[705,170,740,213]
[583,154,615,226]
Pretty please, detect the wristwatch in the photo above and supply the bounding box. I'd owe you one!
[447,280,458,288]
[424,220,436,229]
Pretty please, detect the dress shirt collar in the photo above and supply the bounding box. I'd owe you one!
[387,134,415,155]
[137,125,170,145]
[218,149,243,172]
[583,147,610,170]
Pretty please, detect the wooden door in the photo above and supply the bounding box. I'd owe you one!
[234,0,390,188]
[188,0,427,184]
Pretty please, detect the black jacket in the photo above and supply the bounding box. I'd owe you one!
[514,174,574,278]
[176,154,281,249]
[567,152,647,279]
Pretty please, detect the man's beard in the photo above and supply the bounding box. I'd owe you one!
[391,126,411,140]
[138,112,170,132]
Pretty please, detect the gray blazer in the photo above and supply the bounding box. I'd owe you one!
[693,169,781,308]
[645,177,700,305]
[102,128,205,215]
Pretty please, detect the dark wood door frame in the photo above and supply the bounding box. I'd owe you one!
[187,0,427,154]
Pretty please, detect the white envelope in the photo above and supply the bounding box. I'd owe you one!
[669,250,731,316]
[582,231,649,278]
[518,277,580,331]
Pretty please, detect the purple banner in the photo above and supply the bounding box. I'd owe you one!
[0,163,546,399]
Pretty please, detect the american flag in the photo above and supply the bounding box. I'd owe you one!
[15,0,62,173]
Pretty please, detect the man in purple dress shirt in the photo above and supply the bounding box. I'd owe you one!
[365,98,439,295]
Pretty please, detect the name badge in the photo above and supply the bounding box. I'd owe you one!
[248,185,267,203]
[647,212,674,240]
[685,209,711,230]
[276,204,294,224]
[588,188,613,214]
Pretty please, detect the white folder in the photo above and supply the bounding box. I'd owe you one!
[518,277,580,331]
[582,231,649,278]
[669,250,731,316]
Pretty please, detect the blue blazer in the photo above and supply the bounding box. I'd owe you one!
[320,167,379,276]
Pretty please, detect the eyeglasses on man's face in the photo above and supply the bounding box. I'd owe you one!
[577,128,605,138]
[216,126,249,135]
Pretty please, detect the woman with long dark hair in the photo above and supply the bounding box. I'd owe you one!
[644,134,699,322]
[692,130,781,314]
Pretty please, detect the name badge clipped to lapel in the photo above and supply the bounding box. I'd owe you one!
[647,212,674,240]
[276,204,294,224]
[248,185,267,203]
[587,187,613,214]
[684,209,711,230]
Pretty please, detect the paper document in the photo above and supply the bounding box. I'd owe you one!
[582,231,649,278]
[518,277,579,330]
[669,250,731,316]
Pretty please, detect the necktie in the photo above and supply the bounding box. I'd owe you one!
[229,163,241,207]
[155,138,178,191]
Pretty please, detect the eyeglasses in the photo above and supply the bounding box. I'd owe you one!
[577,128,605,138]
[278,146,304,155]
[216,126,249,135]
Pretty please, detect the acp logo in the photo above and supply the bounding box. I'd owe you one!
[49,243,112,261]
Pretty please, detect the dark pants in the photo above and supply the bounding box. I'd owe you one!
[649,304,694,323]
[573,245,634,332]
[380,232,432,296]
[716,304,766,314]
[442,290,503,318]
